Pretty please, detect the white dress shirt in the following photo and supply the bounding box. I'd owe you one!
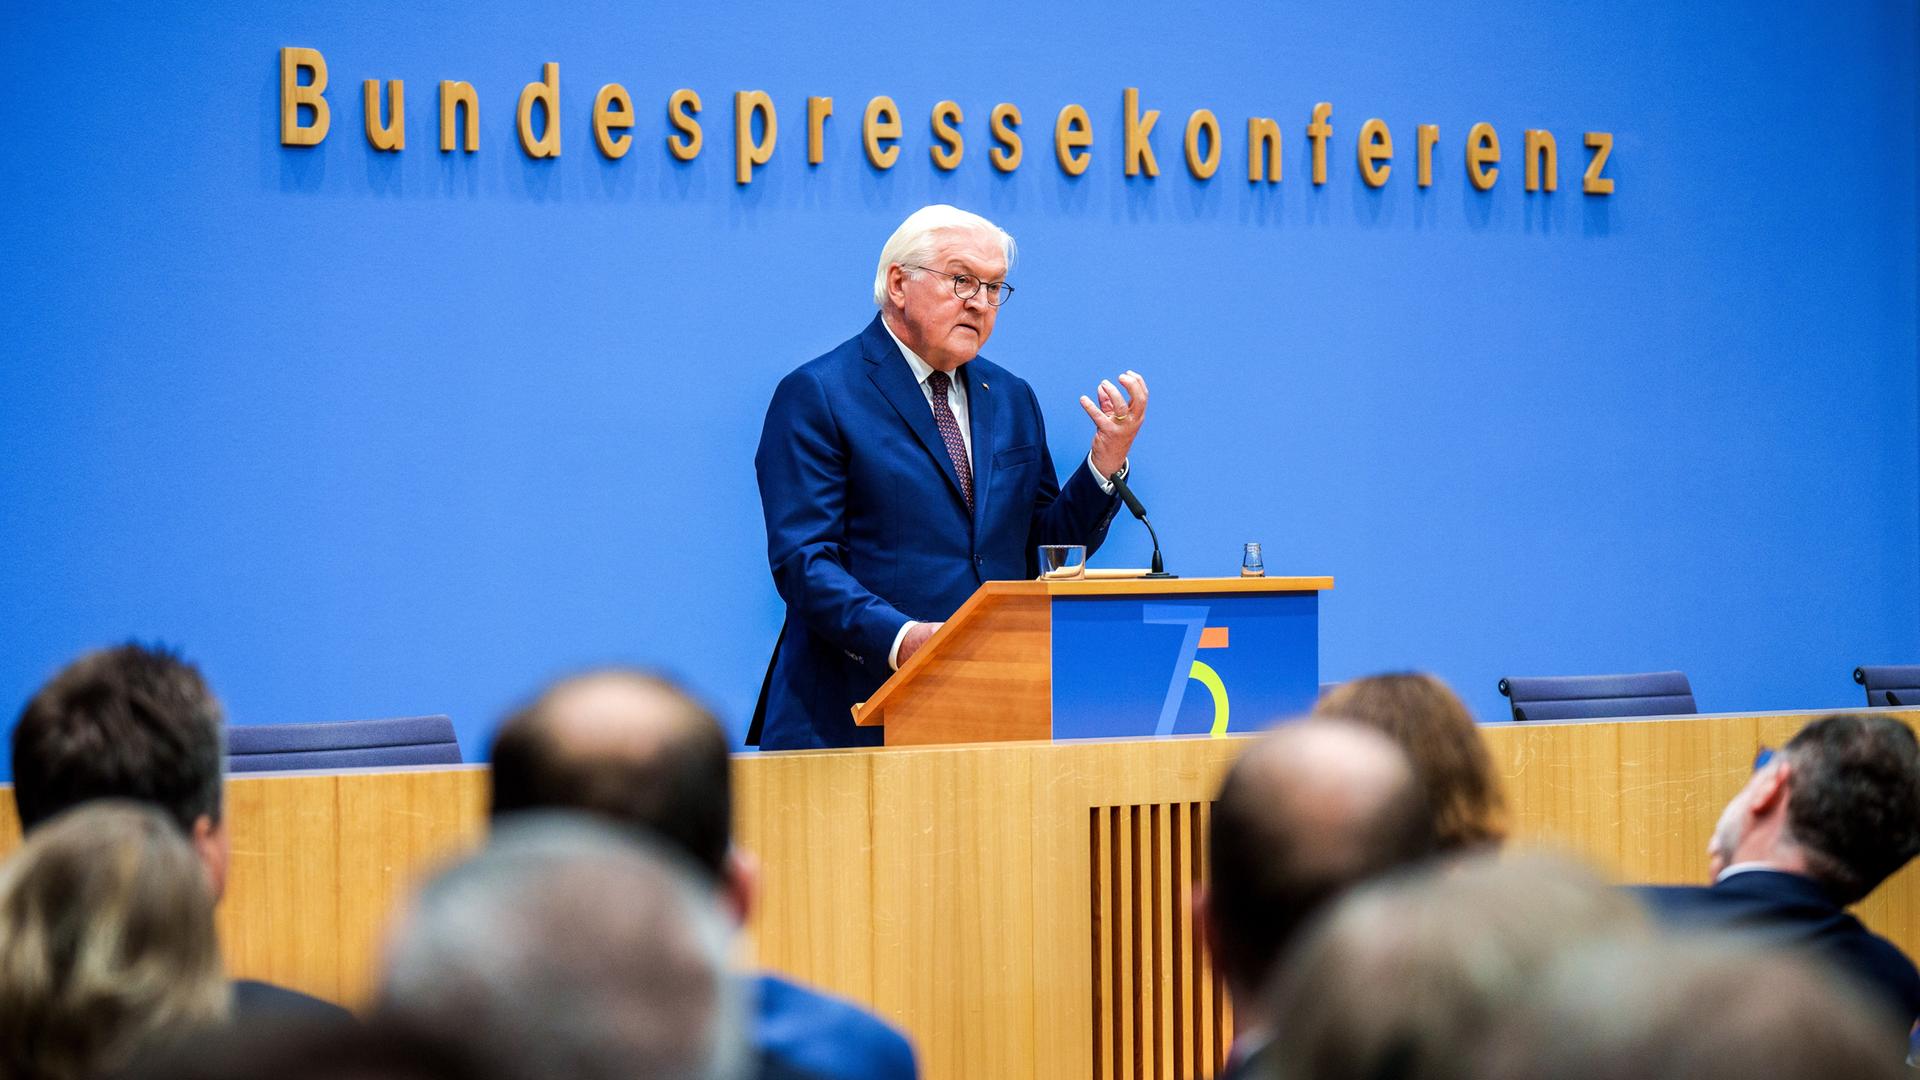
[879,318,1124,670]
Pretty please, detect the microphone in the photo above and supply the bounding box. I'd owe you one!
[1108,471,1175,578]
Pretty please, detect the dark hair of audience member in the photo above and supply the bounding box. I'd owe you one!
[1779,713,1920,904]
[12,643,225,835]
[1206,719,1437,1003]
[1262,853,1648,1080]
[1477,937,1909,1080]
[488,670,732,883]
[124,1016,498,1080]
[0,801,229,1080]
[1313,672,1508,850]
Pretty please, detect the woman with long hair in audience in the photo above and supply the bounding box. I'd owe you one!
[1314,672,1509,851]
[0,801,230,1079]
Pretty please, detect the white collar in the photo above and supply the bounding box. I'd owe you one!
[881,316,947,387]
[1715,861,1780,883]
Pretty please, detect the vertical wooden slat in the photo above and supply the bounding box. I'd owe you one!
[1121,803,1136,1068]
[1115,805,1135,1080]
[1190,799,1209,1075]
[1171,800,1190,1080]
[1144,799,1159,1076]
[1091,808,1110,1080]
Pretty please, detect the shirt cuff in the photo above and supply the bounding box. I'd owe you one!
[888,621,919,671]
[1089,454,1128,494]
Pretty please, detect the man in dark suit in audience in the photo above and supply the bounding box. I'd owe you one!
[11,644,353,1021]
[488,669,919,1080]
[1196,718,1439,1080]
[1639,713,1920,1033]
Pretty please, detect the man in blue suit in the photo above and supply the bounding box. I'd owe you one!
[753,205,1149,749]
[1638,713,1920,1038]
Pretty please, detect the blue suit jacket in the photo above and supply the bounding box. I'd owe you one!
[1638,870,1920,1032]
[753,314,1121,750]
[753,973,918,1080]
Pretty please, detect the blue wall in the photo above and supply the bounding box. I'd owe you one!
[3,2,1917,776]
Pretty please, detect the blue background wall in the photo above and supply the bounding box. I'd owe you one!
[3,2,1917,776]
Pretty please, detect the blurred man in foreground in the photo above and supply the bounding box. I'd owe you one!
[489,669,918,1080]
[1198,718,1438,1079]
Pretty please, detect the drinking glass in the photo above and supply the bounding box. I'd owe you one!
[1037,544,1088,580]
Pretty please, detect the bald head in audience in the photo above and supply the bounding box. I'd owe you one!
[1200,719,1437,1016]
[489,671,747,912]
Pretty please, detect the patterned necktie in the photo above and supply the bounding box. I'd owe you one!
[925,370,975,512]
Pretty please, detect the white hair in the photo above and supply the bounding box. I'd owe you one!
[380,814,746,1080]
[872,204,1017,306]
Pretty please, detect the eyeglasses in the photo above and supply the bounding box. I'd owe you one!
[908,266,1015,307]
[1753,747,1776,771]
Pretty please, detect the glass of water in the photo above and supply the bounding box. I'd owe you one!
[1037,544,1088,580]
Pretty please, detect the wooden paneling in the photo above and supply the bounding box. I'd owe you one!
[0,709,1915,1080]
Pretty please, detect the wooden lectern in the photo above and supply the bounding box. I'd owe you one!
[852,576,1334,745]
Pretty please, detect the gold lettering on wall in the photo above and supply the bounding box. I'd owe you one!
[517,62,561,158]
[279,47,330,146]
[1466,122,1500,190]
[1185,109,1220,180]
[989,104,1023,172]
[1524,129,1557,192]
[734,91,776,184]
[1307,102,1333,185]
[270,49,1618,200]
[1055,104,1092,177]
[807,96,833,166]
[1357,118,1391,187]
[594,84,634,159]
[1247,117,1282,183]
[931,100,964,170]
[1123,88,1159,178]
[667,89,702,161]
[1583,132,1615,194]
[363,79,404,151]
[439,81,478,152]
[864,96,901,169]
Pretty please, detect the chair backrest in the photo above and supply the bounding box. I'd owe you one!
[1495,671,1696,723]
[1854,666,1920,708]
[227,715,462,773]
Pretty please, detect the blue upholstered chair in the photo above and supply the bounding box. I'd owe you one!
[1495,671,1696,723]
[1854,666,1920,708]
[227,715,462,772]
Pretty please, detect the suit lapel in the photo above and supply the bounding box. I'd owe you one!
[962,361,996,530]
[861,315,969,511]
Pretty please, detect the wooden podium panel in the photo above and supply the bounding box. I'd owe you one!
[2,708,1918,1080]
[854,577,1334,744]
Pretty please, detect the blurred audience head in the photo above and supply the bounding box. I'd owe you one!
[1707,713,1920,903]
[0,801,229,1080]
[378,813,745,1080]
[1314,672,1508,851]
[489,669,743,910]
[1478,937,1907,1080]
[1202,718,1436,1008]
[1263,853,1647,1080]
[12,643,229,897]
